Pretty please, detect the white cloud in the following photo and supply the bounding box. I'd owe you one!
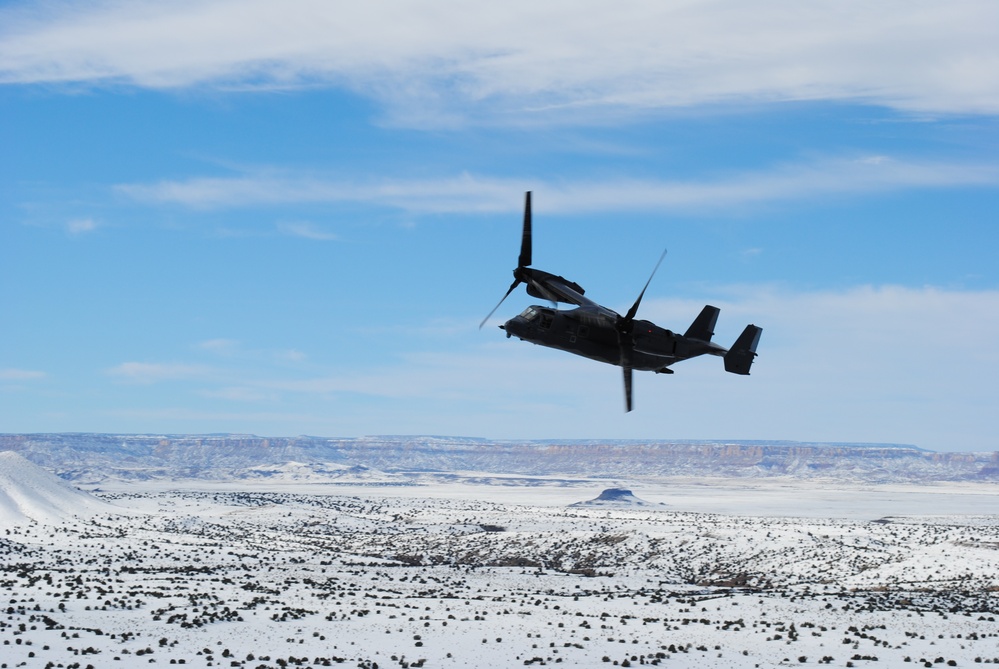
[277,221,337,241]
[0,368,47,381]
[116,156,999,213]
[245,345,596,413]
[83,286,999,450]
[116,171,520,212]
[1,1,998,123]
[65,218,97,235]
[106,361,212,384]
[231,285,999,450]
[197,386,277,403]
[105,406,317,425]
[195,339,308,364]
[630,285,999,450]
[275,349,307,363]
[196,338,240,355]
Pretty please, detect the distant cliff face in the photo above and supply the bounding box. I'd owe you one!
[1,433,997,484]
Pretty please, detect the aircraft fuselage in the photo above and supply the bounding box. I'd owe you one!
[502,305,727,372]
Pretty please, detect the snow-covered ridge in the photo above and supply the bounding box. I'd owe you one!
[0,450,120,524]
[1,433,997,484]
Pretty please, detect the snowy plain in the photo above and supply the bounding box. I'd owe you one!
[2,453,999,669]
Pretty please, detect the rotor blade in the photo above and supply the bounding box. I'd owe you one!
[479,278,521,329]
[617,323,635,412]
[623,247,668,323]
[518,191,532,268]
[623,366,633,412]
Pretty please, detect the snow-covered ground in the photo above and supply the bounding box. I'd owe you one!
[2,461,998,668]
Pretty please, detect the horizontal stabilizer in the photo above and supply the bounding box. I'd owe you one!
[724,325,762,375]
[684,305,720,341]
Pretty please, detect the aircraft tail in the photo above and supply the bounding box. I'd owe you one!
[724,324,762,375]
[684,305,719,342]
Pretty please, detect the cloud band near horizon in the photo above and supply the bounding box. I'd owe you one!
[114,156,999,214]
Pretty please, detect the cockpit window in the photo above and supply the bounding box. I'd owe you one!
[519,307,538,321]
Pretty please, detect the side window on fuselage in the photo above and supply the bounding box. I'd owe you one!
[540,312,553,330]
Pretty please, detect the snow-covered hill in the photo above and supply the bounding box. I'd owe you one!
[0,450,120,524]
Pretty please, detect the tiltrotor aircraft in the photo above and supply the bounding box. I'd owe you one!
[481,192,762,412]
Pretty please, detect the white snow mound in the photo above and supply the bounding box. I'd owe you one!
[0,451,118,524]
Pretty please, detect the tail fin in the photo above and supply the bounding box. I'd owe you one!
[724,325,762,375]
[684,305,720,341]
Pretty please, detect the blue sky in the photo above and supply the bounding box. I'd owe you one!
[2,1,999,451]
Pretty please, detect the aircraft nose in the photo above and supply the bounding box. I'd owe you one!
[501,318,522,339]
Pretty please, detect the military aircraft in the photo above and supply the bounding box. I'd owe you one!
[481,192,762,412]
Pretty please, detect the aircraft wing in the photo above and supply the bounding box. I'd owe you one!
[542,276,596,308]
[632,343,678,360]
[519,267,593,307]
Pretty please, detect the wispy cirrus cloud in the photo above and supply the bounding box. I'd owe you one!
[0,368,47,381]
[195,339,307,364]
[106,361,213,384]
[196,338,240,355]
[277,221,337,241]
[84,286,999,450]
[116,156,999,214]
[253,284,999,449]
[66,218,98,235]
[197,386,278,403]
[1,1,998,124]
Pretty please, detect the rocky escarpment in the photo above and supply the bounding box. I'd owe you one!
[2,433,997,483]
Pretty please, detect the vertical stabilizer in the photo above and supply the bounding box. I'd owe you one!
[724,325,762,375]
[684,305,720,341]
